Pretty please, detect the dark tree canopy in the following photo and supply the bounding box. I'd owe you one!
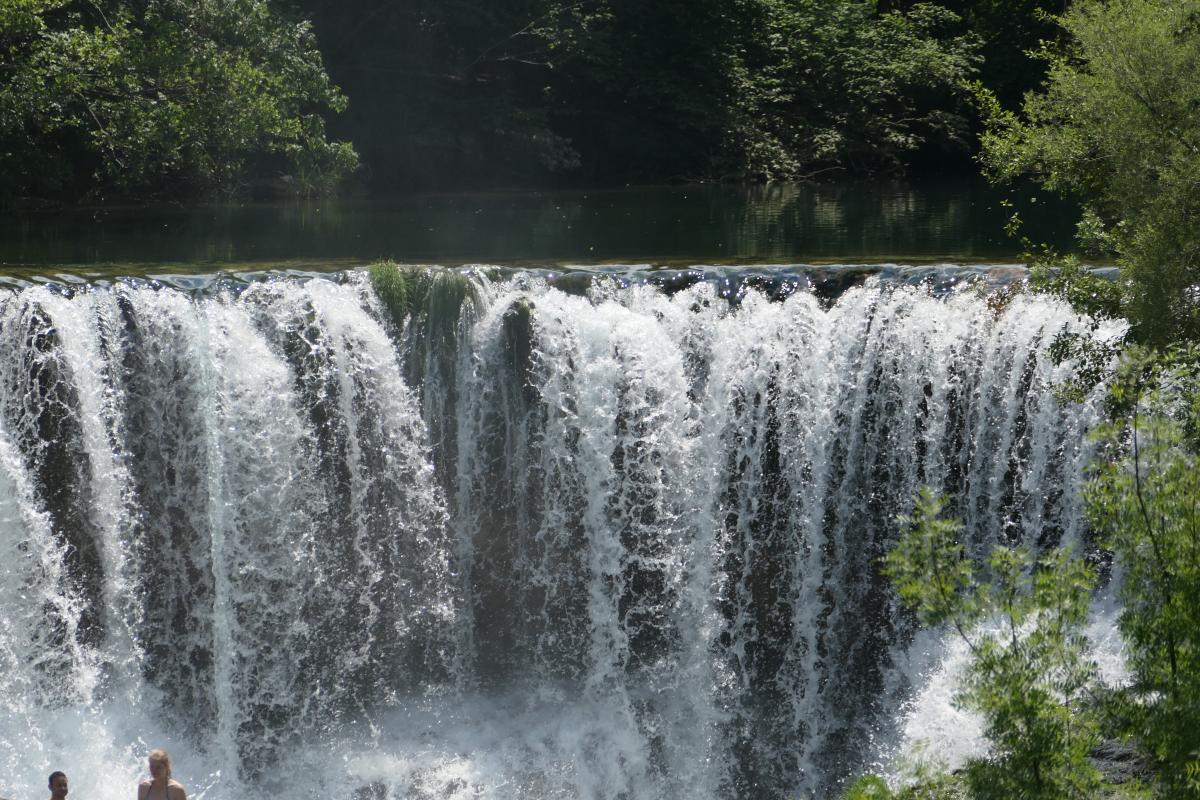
[0,0,356,201]
[1,0,1071,201]
[296,0,982,190]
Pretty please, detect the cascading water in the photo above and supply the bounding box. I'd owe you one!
[0,267,1120,800]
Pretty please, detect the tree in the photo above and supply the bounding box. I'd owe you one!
[980,0,1200,346]
[538,0,982,181]
[981,6,1200,783]
[901,8,1200,796]
[883,489,1100,800]
[285,0,981,188]
[1086,350,1200,798]
[883,0,1068,110]
[0,0,357,201]
[286,0,583,189]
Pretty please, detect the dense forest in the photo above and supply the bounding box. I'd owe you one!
[0,0,1065,202]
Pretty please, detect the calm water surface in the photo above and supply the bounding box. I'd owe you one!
[0,179,1074,277]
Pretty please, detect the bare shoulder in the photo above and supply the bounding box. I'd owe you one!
[168,780,187,800]
[138,780,151,798]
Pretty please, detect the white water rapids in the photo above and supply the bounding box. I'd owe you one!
[0,268,1121,799]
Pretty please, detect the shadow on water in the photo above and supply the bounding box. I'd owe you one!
[0,179,1076,276]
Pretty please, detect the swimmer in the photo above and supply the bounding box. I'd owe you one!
[137,750,186,800]
[49,772,68,800]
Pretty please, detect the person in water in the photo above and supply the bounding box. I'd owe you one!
[137,750,186,800]
[48,772,68,800]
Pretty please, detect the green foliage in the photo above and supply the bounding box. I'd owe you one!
[1095,346,1200,458]
[367,262,484,333]
[0,0,356,200]
[290,0,981,188]
[887,489,982,631]
[1086,365,1200,797]
[980,0,1200,346]
[7,0,1057,196]
[290,0,581,188]
[881,352,1200,799]
[366,261,486,401]
[899,773,970,800]
[721,0,982,178]
[843,772,971,800]
[884,488,1101,800]
[844,774,894,799]
[542,0,983,179]
[960,549,1099,800]
[896,18,1200,781]
[368,261,414,329]
[1028,254,1124,325]
[841,757,972,798]
[940,0,1067,109]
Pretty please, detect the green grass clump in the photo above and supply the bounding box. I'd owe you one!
[368,261,414,328]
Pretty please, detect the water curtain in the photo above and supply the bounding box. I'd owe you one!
[0,269,1116,799]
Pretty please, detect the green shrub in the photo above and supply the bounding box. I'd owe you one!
[884,489,1100,800]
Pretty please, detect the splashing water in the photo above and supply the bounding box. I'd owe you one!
[0,268,1122,800]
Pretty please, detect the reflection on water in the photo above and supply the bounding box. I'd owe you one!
[0,180,1074,272]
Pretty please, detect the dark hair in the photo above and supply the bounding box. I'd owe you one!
[48,772,66,789]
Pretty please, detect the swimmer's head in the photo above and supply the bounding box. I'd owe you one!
[48,771,68,799]
[148,749,172,780]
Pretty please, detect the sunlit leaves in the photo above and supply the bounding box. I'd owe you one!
[885,489,1100,800]
[1087,392,1200,797]
[886,488,981,630]
[981,0,1200,346]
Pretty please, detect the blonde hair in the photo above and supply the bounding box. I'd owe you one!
[148,749,172,779]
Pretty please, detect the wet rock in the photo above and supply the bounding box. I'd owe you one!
[1090,738,1154,788]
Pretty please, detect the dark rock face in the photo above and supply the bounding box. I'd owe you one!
[1091,739,1155,789]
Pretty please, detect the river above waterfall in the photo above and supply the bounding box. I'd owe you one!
[0,179,1076,272]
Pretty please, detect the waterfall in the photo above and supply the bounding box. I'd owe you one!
[0,268,1120,800]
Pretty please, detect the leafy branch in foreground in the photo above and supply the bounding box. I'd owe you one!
[1087,362,1200,798]
[881,488,1100,800]
[932,2,1200,793]
[842,768,968,800]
